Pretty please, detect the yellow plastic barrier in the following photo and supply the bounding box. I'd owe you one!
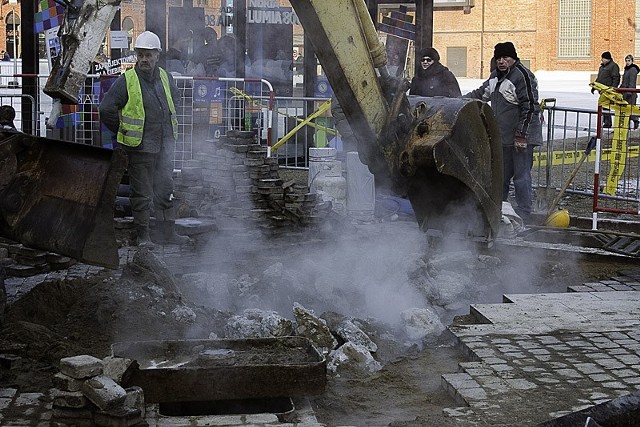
[590,82,640,195]
[228,88,338,151]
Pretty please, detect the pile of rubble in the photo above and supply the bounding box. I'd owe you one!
[50,355,145,427]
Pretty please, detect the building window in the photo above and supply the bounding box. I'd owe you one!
[558,0,591,58]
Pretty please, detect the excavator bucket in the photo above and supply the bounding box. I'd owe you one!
[0,131,127,268]
[289,0,503,240]
[400,97,503,239]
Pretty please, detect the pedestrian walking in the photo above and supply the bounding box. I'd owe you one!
[409,47,461,97]
[621,54,639,130]
[99,31,190,248]
[464,42,542,223]
[592,51,620,128]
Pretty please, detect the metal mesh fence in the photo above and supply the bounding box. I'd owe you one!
[0,71,637,225]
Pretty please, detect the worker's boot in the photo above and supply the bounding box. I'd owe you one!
[158,208,191,245]
[132,210,155,249]
[161,220,191,245]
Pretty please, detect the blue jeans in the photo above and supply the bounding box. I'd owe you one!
[502,144,534,217]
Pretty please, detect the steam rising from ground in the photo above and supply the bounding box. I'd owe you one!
[190,220,430,327]
[185,203,580,333]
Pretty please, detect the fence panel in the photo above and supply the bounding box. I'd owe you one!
[269,96,337,169]
[592,88,640,227]
[539,99,640,225]
[0,73,276,173]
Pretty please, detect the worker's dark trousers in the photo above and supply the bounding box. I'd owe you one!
[502,144,534,218]
[602,109,613,128]
[127,147,175,227]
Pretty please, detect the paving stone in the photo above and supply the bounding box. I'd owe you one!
[588,373,615,382]
[555,368,583,379]
[81,376,127,411]
[53,373,85,392]
[0,398,12,411]
[0,389,17,398]
[59,355,104,379]
[573,363,604,374]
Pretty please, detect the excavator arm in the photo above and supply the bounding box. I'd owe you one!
[44,0,121,104]
[289,0,503,240]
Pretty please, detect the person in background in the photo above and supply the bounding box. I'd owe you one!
[99,31,190,248]
[191,27,222,77]
[0,105,17,130]
[592,51,620,128]
[464,42,542,224]
[1,50,9,61]
[216,34,238,77]
[409,47,461,97]
[620,54,639,130]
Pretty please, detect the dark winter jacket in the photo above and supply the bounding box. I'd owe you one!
[99,64,180,154]
[464,60,542,147]
[595,60,621,88]
[621,63,639,105]
[409,61,461,97]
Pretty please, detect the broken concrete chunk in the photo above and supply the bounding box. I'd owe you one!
[327,342,382,375]
[124,386,145,418]
[171,305,197,323]
[293,303,338,353]
[81,375,127,411]
[224,308,295,338]
[400,308,445,342]
[336,319,377,353]
[59,355,104,379]
[102,356,134,384]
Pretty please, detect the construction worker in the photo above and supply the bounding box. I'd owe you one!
[99,31,190,248]
[465,42,542,224]
[592,51,620,128]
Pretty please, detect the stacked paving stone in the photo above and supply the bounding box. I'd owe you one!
[51,354,146,427]
[568,268,640,292]
[174,130,319,229]
[0,237,76,277]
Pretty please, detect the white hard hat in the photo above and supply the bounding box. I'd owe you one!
[134,31,162,51]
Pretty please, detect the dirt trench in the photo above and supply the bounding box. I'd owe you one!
[1,220,636,426]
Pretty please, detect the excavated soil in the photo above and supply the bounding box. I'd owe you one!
[1,218,637,426]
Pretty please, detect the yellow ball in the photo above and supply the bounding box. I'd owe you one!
[544,209,570,228]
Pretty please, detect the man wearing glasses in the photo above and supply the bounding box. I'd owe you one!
[464,42,542,224]
[409,47,461,97]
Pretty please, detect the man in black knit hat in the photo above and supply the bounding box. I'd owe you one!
[464,42,542,224]
[593,51,620,128]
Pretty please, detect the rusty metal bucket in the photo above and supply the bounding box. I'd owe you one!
[112,337,327,403]
[0,131,127,268]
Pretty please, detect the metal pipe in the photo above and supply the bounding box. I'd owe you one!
[351,0,388,73]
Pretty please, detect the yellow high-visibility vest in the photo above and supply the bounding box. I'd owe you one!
[117,68,178,147]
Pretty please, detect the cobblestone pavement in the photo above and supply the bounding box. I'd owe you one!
[2,248,640,425]
[441,267,640,425]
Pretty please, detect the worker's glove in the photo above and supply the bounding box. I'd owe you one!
[591,87,596,94]
[514,133,528,152]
